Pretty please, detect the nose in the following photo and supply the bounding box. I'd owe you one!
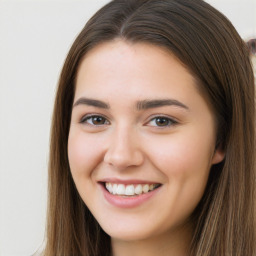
[104,126,144,170]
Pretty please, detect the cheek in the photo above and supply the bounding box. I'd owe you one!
[67,131,105,178]
[146,136,212,173]
[143,130,214,201]
[145,134,213,217]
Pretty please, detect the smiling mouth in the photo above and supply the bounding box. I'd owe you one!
[104,183,161,197]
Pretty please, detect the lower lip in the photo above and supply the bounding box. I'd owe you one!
[100,184,161,208]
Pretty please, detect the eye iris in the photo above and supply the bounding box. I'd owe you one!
[156,117,169,126]
[92,116,105,125]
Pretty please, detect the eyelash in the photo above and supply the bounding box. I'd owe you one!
[80,115,110,126]
[80,114,178,128]
[147,115,178,127]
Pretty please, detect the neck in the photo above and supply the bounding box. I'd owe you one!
[111,224,192,256]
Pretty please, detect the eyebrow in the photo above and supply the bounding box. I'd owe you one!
[73,97,110,109]
[137,99,189,110]
[73,97,189,111]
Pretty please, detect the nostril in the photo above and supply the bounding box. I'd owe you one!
[104,148,144,169]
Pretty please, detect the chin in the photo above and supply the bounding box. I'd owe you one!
[99,219,162,242]
[107,229,154,242]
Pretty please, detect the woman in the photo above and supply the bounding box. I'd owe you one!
[43,0,256,255]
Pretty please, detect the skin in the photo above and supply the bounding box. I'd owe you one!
[68,40,225,256]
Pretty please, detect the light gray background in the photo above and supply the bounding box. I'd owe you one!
[0,0,255,255]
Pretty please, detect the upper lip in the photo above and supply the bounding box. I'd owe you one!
[98,178,161,185]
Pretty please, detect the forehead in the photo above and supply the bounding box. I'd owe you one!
[75,40,198,99]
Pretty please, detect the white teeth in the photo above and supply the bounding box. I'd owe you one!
[113,184,118,195]
[116,184,125,195]
[135,184,142,195]
[105,183,159,196]
[125,185,135,195]
[106,183,112,193]
[143,184,149,193]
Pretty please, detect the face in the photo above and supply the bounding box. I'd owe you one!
[68,40,224,242]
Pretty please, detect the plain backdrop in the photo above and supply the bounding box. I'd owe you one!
[0,0,255,255]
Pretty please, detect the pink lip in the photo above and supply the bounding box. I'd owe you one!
[99,182,161,208]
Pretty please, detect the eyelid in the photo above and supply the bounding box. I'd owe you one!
[79,113,111,125]
[145,115,178,127]
[78,113,178,128]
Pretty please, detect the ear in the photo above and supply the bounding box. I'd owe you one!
[211,146,225,165]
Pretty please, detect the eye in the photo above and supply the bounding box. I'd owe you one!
[80,115,110,126]
[147,116,177,127]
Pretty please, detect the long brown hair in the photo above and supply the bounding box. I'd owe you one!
[43,0,256,255]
